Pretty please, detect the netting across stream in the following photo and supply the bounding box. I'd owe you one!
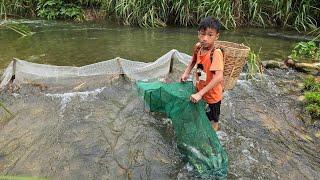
[0,49,228,179]
[0,50,190,92]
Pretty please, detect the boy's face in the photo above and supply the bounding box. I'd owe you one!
[198,28,219,49]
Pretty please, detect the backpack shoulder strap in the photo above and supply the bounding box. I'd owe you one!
[210,46,224,63]
[192,42,201,62]
[194,42,201,55]
[194,43,224,63]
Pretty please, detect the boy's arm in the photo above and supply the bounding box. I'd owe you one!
[180,60,196,82]
[180,43,201,82]
[190,70,223,102]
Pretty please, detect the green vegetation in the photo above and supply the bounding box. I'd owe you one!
[304,76,320,92]
[309,26,320,41]
[303,76,320,121]
[0,22,35,36]
[0,0,37,19]
[103,0,168,28]
[246,49,263,79]
[36,0,83,21]
[0,0,319,30]
[290,41,320,62]
[0,21,35,36]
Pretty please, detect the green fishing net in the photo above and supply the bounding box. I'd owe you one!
[137,81,228,178]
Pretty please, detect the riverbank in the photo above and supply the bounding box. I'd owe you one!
[1,0,319,31]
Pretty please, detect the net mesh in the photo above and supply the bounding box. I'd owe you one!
[0,50,190,92]
[0,49,228,177]
[137,81,228,178]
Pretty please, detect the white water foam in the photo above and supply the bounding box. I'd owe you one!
[45,87,105,117]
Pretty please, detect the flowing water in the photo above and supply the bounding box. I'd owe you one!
[0,20,319,180]
[0,20,299,69]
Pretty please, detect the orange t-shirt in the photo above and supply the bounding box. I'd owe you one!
[194,48,224,104]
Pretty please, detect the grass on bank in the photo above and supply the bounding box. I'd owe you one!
[0,0,319,31]
[246,49,264,79]
[303,76,320,122]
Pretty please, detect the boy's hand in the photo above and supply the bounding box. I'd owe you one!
[190,93,202,103]
[180,73,188,82]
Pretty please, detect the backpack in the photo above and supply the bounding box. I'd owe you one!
[193,42,224,64]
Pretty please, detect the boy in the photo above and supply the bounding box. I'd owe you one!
[180,16,224,131]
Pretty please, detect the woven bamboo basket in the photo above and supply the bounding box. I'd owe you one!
[215,41,250,90]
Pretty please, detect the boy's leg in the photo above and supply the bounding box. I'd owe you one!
[205,101,221,131]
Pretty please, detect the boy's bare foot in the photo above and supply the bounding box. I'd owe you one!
[211,122,220,131]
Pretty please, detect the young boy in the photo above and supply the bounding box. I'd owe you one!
[180,16,224,131]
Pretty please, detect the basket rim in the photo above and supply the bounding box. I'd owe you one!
[215,40,250,51]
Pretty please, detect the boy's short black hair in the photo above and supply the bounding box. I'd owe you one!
[198,16,221,33]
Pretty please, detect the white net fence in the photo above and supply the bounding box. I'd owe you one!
[0,49,191,92]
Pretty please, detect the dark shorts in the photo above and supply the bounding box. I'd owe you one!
[205,101,221,122]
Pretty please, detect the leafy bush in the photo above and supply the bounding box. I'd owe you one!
[304,76,320,92]
[290,41,320,62]
[305,92,320,119]
[303,76,320,121]
[36,0,83,21]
